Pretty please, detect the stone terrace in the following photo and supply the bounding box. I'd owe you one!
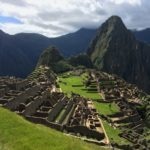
[91,70,148,147]
[0,66,108,145]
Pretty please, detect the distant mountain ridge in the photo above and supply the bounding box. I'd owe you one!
[133,28,150,44]
[87,16,150,93]
[0,24,150,78]
[0,28,96,77]
[37,46,93,73]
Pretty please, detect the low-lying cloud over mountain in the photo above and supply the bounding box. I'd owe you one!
[0,0,150,37]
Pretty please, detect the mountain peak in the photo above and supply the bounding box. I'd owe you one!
[107,15,122,22]
[87,16,130,57]
[101,15,126,32]
[37,46,63,68]
[87,15,150,93]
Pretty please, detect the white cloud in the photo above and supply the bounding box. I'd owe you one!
[110,0,141,5]
[0,0,149,37]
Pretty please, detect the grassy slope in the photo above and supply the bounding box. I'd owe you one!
[102,121,129,145]
[94,102,119,116]
[0,107,106,150]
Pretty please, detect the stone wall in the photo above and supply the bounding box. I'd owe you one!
[47,97,67,122]
[23,93,48,116]
[6,85,40,110]
[0,89,5,97]
[65,125,104,141]
[0,96,15,105]
[114,114,141,124]
[64,103,77,125]
[59,100,74,124]
[25,116,63,131]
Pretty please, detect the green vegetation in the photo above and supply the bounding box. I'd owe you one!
[68,53,93,68]
[58,73,120,116]
[58,72,126,145]
[37,46,72,73]
[55,109,66,122]
[37,46,63,67]
[94,101,120,115]
[59,74,100,100]
[37,47,94,74]
[53,60,72,73]
[102,121,129,145]
[0,107,107,150]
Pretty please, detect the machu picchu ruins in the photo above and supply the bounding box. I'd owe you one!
[0,65,150,150]
[0,66,108,146]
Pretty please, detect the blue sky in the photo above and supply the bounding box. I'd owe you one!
[0,15,22,24]
[0,0,149,37]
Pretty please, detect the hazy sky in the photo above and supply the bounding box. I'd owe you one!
[0,0,149,37]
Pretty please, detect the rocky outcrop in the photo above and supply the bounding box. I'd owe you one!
[37,46,72,73]
[87,16,150,93]
[37,46,63,67]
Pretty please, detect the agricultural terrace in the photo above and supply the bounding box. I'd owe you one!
[58,72,120,116]
[58,72,128,144]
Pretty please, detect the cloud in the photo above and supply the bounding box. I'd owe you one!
[110,0,141,5]
[0,0,27,7]
[0,0,149,37]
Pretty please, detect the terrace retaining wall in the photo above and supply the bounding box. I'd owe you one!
[65,125,104,141]
[6,85,40,110]
[25,116,63,131]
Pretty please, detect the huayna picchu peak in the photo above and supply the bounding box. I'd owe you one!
[87,15,150,93]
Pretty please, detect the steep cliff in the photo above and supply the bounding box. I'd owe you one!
[87,16,150,93]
